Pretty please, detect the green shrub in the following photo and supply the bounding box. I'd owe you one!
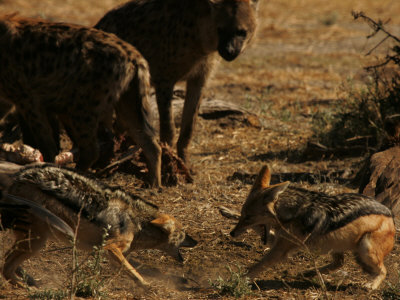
[312,12,400,151]
[210,265,253,298]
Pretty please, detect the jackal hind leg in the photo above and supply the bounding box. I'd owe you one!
[356,230,392,290]
[247,236,297,279]
[302,252,344,277]
[15,266,39,287]
[3,228,48,286]
[104,243,149,287]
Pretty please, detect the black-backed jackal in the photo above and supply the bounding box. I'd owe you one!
[230,165,395,290]
[0,163,197,287]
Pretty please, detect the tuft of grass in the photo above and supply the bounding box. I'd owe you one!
[311,74,400,150]
[28,289,67,300]
[312,13,400,152]
[210,265,253,298]
[382,271,400,300]
[73,228,110,299]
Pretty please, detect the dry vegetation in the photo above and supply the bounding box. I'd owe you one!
[1,0,400,299]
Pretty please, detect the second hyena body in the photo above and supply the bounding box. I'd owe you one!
[0,15,161,186]
[96,0,259,163]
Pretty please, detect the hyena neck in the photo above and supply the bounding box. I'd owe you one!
[13,164,159,221]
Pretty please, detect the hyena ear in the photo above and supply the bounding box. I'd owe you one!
[150,214,176,233]
[262,181,290,215]
[251,165,271,192]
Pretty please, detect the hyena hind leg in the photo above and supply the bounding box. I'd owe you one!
[302,252,344,278]
[60,113,100,170]
[355,229,394,290]
[115,80,162,187]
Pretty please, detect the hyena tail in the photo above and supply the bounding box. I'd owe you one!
[114,58,161,187]
[355,216,395,289]
[135,59,156,137]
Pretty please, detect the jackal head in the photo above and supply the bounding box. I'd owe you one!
[134,214,197,262]
[230,165,289,241]
[213,0,259,61]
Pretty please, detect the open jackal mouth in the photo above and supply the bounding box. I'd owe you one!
[260,225,268,245]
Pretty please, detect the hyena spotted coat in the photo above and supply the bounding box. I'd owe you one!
[231,165,395,290]
[0,163,197,287]
[96,0,259,164]
[0,15,161,186]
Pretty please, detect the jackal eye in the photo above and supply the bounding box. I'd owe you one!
[235,29,247,37]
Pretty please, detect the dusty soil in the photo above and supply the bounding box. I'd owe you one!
[0,0,400,299]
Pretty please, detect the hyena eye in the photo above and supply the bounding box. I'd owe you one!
[235,29,247,37]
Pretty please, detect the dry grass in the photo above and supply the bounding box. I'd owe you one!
[0,0,399,299]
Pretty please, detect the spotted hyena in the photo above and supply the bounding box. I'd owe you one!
[96,0,259,164]
[0,15,161,186]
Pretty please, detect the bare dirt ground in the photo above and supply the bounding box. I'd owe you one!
[0,0,400,299]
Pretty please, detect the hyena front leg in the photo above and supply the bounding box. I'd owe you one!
[154,83,175,146]
[177,73,207,163]
[18,107,59,162]
[19,111,60,154]
[247,236,297,279]
[60,113,100,170]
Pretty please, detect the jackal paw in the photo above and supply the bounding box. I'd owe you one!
[16,267,39,287]
[364,281,380,290]
[302,269,317,278]
[136,280,153,292]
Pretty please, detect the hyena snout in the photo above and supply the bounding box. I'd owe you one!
[217,29,247,61]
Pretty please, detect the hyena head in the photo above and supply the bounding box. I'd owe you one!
[0,15,18,38]
[230,165,290,240]
[145,214,197,262]
[213,0,259,61]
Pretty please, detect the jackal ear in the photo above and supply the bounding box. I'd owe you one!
[150,214,175,233]
[251,0,260,11]
[251,165,271,192]
[262,181,290,215]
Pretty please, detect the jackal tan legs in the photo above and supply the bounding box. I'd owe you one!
[303,252,344,277]
[356,228,394,290]
[247,236,297,279]
[104,243,149,286]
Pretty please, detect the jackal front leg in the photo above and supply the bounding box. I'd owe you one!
[247,237,296,279]
[302,252,344,278]
[104,243,149,286]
